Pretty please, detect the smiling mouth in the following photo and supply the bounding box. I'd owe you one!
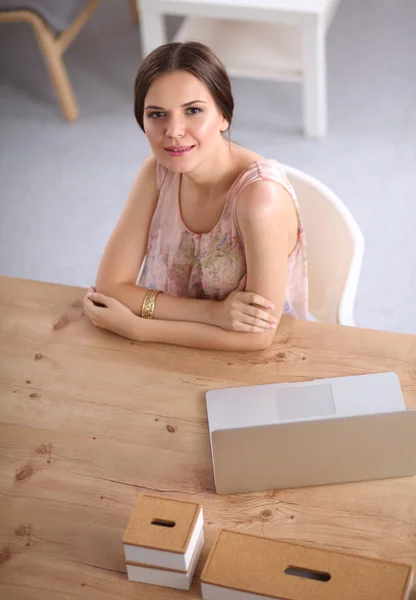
[164,145,195,154]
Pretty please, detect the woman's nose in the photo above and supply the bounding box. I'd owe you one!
[165,117,185,139]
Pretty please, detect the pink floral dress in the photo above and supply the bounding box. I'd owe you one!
[139,159,308,319]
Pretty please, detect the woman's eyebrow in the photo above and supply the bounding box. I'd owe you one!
[144,100,208,110]
[182,100,208,107]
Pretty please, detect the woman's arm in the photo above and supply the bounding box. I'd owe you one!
[232,178,298,347]
[95,157,275,331]
[110,178,297,351]
[96,156,222,323]
[134,316,274,351]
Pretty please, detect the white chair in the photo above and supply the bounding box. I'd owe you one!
[282,164,364,326]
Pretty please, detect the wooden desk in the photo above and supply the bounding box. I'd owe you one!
[1,276,415,599]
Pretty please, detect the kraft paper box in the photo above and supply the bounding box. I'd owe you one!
[201,529,414,600]
[123,493,204,590]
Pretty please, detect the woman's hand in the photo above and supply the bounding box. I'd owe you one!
[210,278,277,332]
[83,286,137,339]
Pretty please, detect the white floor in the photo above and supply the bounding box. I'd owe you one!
[0,0,415,334]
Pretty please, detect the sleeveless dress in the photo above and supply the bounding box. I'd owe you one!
[139,159,308,319]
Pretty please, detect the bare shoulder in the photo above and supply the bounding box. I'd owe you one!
[137,154,158,180]
[236,179,295,222]
[128,154,158,199]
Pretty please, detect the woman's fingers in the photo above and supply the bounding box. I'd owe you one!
[83,290,107,324]
[243,305,277,325]
[234,320,274,333]
[239,314,277,330]
[238,291,274,310]
[87,291,108,308]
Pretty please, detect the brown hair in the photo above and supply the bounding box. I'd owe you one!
[134,41,234,132]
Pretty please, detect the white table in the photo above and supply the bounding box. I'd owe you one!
[138,0,341,138]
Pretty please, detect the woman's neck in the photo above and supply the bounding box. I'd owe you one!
[182,140,237,203]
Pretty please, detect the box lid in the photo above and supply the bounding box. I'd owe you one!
[200,530,413,600]
[123,493,202,554]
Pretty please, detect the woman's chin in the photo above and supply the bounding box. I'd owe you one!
[159,155,198,174]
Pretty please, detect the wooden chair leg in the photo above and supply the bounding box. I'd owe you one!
[0,3,102,122]
[130,0,139,24]
[56,0,102,55]
[32,19,79,122]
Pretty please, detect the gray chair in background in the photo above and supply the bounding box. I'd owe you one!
[0,0,103,121]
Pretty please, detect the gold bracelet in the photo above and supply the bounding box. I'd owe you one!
[141,289,161,319]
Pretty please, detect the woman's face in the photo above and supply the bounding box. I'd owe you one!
[143,70,229,173]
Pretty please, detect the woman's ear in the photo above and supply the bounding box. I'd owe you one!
[220,115,229,133]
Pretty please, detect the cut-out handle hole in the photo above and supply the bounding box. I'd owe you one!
[284,566,331,582]
[151,518,176,528]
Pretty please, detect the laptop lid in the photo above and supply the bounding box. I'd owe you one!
[206,372,405,431]
[210,409,416,494]
[206,373,415,494]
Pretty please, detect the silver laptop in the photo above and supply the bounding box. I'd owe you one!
[206,373,416,494]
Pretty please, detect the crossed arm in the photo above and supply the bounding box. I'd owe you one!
[84,158,296,351]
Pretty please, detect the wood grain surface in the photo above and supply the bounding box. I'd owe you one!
[1,276,415,599]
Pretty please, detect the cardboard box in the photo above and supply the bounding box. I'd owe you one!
[200,530,414,600]
[123,493,204,590]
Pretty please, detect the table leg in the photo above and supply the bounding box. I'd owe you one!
[302,18,327,138]
[139,1,166,57]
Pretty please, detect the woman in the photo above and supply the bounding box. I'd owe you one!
[83,41,307,351]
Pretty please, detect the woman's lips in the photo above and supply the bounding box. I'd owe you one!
[164,145,195,157]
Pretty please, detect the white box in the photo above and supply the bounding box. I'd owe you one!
[126,527,204,590]
[123,493,204,590]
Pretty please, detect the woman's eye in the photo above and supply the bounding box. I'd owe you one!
[186,107,202,115]
[149,111,165,119]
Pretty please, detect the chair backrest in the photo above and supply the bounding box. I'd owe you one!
[282,164,364,326]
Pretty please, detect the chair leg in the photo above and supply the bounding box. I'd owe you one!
[32,18,78,122]
[56,0,102,55]
[130,0,140,24]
